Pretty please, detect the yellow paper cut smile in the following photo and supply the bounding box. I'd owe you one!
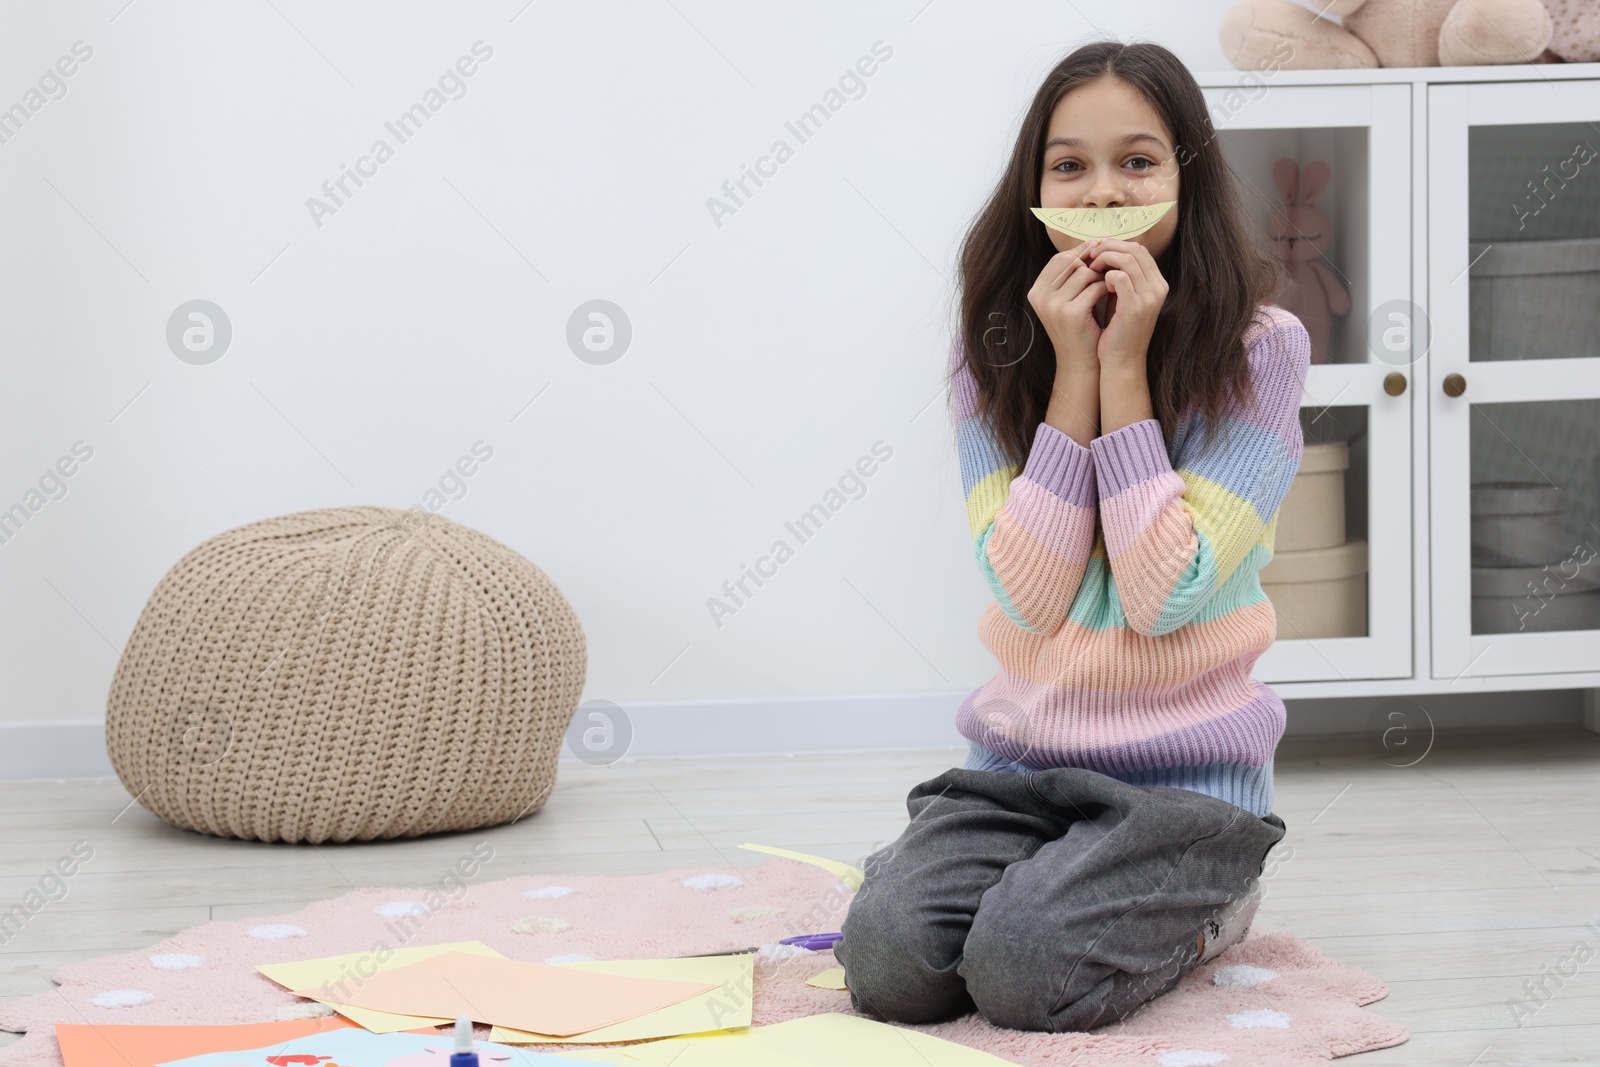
[1031,200,1176,241]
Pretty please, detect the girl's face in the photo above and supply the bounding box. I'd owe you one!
[1037,74,1180,259]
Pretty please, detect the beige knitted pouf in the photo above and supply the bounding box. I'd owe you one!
[105,506,586,844]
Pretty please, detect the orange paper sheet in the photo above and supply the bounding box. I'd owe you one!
[293,950,717,1038]
[55,1018,424,1067]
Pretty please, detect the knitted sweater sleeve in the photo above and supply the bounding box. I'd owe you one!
[952,341,1100,637]
[1088,310,1310,638]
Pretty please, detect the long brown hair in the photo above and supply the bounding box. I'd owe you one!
[949,40,1284,470]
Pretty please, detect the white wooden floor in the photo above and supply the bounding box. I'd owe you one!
[4,727,1599,1064]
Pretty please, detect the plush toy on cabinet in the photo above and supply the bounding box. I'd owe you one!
[1220,0,1554,70]
[1269,158,1350,365]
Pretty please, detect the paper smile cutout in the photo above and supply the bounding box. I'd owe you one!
[1030,200,1176,240]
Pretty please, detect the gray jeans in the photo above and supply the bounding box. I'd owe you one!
[835,765,1287,1032]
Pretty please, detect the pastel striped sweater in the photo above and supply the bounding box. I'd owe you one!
[952,305,1310,817]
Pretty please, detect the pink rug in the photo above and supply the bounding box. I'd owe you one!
[0,862,1407,1066]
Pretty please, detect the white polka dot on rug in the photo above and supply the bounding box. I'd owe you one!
[758,943,813,960]
[1227,1009,1291,1029]
[512,915,571,935]
[92,990,154,1009]
[148,953,205,970]
[1212,964,1278,990]
[524,885,577,899]
[682,872,744,891]
[276,1002,336,1021]
[373,901,429,917]
[1158,1052,1229,1067]
[247,924,307,940]
[544,953,596,964]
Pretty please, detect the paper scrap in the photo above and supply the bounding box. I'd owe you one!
[804,966,847,990]
[148,1023,601,1067]
[293,950,717,1038]
[56,1019,370,1067]
[603,1012,1014,1066]
[1030,200,1176,241]
[736,843,864,891]
[491,954,752,1044]
[258,940,505,1033]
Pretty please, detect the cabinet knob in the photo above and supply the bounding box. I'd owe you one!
[1383,372,1407,396]
[1443,373,1466,397]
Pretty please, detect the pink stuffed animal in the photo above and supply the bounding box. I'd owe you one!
[1268,158,1351,365]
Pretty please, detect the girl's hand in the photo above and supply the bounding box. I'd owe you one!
[1084,238,1169,371]
[1027,243,1109,373]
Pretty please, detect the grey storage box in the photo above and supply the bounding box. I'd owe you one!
[1260,538,1368,639]
[1275,441,1348,552]
[1469,238,1600,361]
[1471,560,1600,634]
[1471,481,1566,567]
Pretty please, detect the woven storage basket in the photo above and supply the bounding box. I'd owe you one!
[105,506,586,844]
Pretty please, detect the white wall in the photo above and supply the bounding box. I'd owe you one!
[1,1,1262,764]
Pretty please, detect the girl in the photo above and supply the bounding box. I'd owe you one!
[835,40,1309,1032]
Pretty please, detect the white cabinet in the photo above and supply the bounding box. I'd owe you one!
[1193,64,1600,712]
[1199,81,1414,683]
[1428,78,1600,680]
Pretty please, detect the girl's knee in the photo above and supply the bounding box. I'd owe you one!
[838,893,972,1024]
[960,912,1068,1030]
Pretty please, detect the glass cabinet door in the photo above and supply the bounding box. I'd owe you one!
[1200,81,1413,682]
[1429,79,1600,680]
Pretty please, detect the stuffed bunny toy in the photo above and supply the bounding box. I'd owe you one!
[1221,0,1553,68]
[1269,158,1350,365]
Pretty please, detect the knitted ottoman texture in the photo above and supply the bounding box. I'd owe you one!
[105,506,586,843]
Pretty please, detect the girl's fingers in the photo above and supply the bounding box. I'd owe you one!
[1059,259,1105,300]
[1068,278,1108,309]
[1086,249,1147,290]
[1046,242,1097,289]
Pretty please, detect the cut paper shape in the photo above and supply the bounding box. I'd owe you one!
[1030,201,1176,241]
[736,844,864,892]
[292,950,717,1038]
[258,940,506,1033]
[512,915,571,935]
[148,1023,598,1067]
[57,1018,367,1067]
[804,966,847,990]
[491,954,753,1046]
[593,1011,1015,1066]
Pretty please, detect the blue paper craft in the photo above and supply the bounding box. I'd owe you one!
[153,1027,610,1067]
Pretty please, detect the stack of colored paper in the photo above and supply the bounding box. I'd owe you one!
[264,942,733,1042]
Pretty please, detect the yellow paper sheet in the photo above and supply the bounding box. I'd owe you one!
[570,1028,812,1067]
[490,954,753,1045]
[804,966,847,990]
[737,843,864,891]
[608,1012,1013,1066]
[257,940,505,1033]
[292,950,716,1038]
